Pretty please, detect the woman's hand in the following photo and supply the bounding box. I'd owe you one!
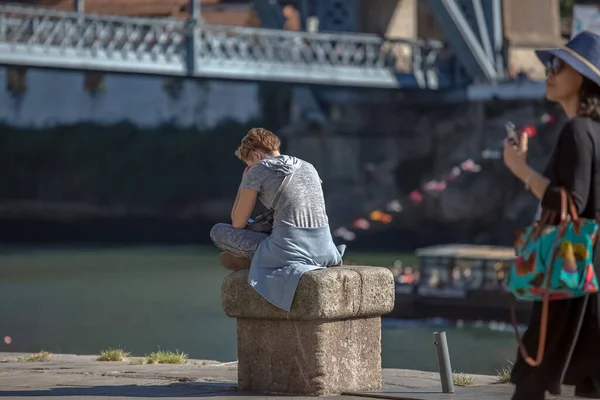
[503,132,529,175]
[502,132,550,201]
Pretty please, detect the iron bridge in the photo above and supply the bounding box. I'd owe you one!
[0,4,446,89]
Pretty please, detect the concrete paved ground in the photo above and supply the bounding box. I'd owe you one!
[0,353,577,399]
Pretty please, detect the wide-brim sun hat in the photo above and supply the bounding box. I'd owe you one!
[536,30,600,86]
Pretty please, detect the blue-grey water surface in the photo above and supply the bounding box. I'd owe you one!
[0,246,517,374]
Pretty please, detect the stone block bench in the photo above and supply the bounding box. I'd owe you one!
[221,266,395,396]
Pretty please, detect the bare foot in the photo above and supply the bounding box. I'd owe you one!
[220,252,251,270]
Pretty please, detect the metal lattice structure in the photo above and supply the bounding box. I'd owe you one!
[424,0,505,83]
[0,4,445,88]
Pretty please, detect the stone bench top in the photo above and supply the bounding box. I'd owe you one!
[222,266,395,320]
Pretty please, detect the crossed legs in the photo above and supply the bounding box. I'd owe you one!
[210,223,268,270]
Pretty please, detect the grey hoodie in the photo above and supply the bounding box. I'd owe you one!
[240,154,328,229]
[245,154,346,311]
[259,155,302,176]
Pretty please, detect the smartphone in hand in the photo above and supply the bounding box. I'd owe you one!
[505,121,520,146]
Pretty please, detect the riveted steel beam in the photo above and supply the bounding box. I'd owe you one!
[425,0,500,82]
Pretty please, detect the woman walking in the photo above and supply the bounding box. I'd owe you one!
[503,31,600,399]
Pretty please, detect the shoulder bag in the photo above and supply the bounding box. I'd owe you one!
[508,188,599,366]
[246,172,295,234]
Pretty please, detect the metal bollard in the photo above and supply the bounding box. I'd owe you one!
[433,331,455,394]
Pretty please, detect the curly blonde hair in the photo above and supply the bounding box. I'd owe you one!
[235,128,281,161]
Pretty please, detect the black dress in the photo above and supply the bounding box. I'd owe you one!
[510,117,600,399]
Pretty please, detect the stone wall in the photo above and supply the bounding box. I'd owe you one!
[284,99,564,247]
[359,0,416,38]
[0,67,260,129]
[0,95,564,248]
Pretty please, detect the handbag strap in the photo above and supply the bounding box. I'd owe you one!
[270,172,295,211]
[510,189,569,367]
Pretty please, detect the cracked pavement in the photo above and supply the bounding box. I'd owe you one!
[0,353,577,399]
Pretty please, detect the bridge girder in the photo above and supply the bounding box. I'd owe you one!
[424,0,505,83]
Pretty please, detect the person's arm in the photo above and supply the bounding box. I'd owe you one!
[231,165,263,229]
[511,119,593,213]
[510,164,550,202]
[231,187,242,222]
[231,189,258,229]
[230,166,251,222]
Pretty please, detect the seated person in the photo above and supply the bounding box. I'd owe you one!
[210,128,345,311]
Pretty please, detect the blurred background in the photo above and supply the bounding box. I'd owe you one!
[0,0,593,374]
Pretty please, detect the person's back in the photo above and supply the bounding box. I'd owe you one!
[240,155,329,229]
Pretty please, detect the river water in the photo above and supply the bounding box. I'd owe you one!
[0,246,517,375]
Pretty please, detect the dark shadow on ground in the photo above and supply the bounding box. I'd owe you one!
[0,382,249,397]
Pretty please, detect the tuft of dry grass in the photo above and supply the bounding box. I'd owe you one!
[453,372,474,387]
[495,361,514,384]
[97,348,130,362]
[19,351,52,362]
[144,350,188,365]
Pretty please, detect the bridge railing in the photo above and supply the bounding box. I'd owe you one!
[0,3,447,88]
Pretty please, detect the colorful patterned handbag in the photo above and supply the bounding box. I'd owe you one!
[507,189,599,366]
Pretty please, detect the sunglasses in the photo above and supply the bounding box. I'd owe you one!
[545,57,564,76]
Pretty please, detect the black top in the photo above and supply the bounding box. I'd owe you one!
[541,117,600,219]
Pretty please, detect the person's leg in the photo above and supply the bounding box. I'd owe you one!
[218,252,250,270]
[575,378,600,398]
[210,223,268,269]
[510,300,565,400]
[511,387,546,400]
[566,294,600,398]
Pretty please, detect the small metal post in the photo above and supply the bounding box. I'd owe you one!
[299,0,309,31]
[433,331,455,394]
[185,0,200,75]
[189,0,200,22]
[74,0,84,12]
